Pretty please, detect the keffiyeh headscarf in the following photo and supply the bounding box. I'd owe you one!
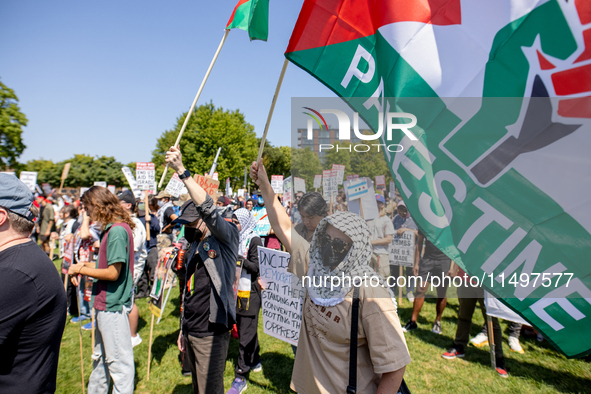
[234,208,257,258]
[307,211,397,307]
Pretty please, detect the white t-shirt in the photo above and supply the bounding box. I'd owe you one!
[131,216,148,286]
[367,215,395,254]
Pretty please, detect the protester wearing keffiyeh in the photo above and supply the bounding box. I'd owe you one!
[306,211,397,307]
[234,208,259,306]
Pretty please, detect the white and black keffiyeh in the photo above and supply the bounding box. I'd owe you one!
[307,211,397,307]
[235,208,257,258]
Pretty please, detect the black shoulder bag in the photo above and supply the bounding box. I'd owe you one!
[347,286,411,394]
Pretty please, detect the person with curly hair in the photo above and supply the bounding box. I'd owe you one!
[68,186,136,394]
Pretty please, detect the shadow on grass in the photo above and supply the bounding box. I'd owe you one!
[407,327,591,392]
[171,383,192,393]
[258,351,293,393]
[169,295,181,318]
[152,330,180,364]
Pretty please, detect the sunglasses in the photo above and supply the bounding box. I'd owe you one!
[317,232,352,255]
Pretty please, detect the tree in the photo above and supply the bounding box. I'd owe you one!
[1,80,28,170]
[262,143,291,179]
[152,103,258,190]
[291,147,322,191]
[25,154,129,188]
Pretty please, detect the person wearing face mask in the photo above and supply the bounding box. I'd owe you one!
[165,147,239,394]
[250,159,410,394]
[154,191,178,239]
[227,208,263,394]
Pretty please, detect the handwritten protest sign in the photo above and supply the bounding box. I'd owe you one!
[193,174,219,197]
[271,175,284,194]
[165,173,185,198]
[332,164,345,185]
[283,176,292,204]
[293,177,306,193]
[122,167,141,198]
[258,247,302,346]
[375,175,386,190]
[19,171,37,192]
[136,162,155,191]
[329,169,338,197]
[322,170,331,199]
[389,231,415,267]
[389,181,396,199]
[313,174,322,189]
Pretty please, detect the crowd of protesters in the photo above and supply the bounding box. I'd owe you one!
[0,148,552,394]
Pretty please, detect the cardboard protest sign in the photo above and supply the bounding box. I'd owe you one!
[212,172,219,180]
[293,177,306,193]
[322,170,331,199]
[389,181,396,199]
[42,183,52,195]
[271,175,284,194]
[61,163,71,180]
[193,174,219,197]
[136,162,155,191]
[253,206,270,236]
[121,167,142,198]
[375,175,386,190]
[329,169,338,197]
[344,178,379,221]
[149,249,178,318]
[313,174,322,189]
[283,176,292,205]
[93,181,107,188]
[165,173,185,198]
[389,231,415,267]
[258,247,303,346]
[332,164,345,185]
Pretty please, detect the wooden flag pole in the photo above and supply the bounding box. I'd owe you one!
[256,58,289,162]
[76,284,86,394]
[487,315,496,371]
[59,178,65,193]
[147,314,155,381]
[398,266,403,305]
[159,29,231,188]
[144,193,150,241]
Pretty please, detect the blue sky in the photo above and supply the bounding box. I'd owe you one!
[0,0,334,164]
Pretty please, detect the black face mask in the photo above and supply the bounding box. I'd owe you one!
[318,233,351,267]
[184,227,203,244]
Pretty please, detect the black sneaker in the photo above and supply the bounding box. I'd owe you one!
[402,320,417,332]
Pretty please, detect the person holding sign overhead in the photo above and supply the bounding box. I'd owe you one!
[165,146,239,394]
[250,160,410,394]
[227,208,264,394]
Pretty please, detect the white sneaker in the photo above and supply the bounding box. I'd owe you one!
[407,291,415,303]
[508,336,524,354]
[131,333,142,348]
[470,332,488,347]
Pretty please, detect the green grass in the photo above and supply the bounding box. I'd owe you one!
[54,258,591,393]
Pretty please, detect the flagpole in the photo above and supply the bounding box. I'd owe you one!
[256,58,289,162]
[158,29,231,188]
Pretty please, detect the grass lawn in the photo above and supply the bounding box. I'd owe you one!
[54,258,591,393]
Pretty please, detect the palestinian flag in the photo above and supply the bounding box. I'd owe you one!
[286,0,591,358]
[226,0,269,41]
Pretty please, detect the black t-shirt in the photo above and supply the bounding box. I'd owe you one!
[182,252,228,338]
[420,231,449,261]
[0,241,67,394]
[139,214,160,250]
[162,207,176,232]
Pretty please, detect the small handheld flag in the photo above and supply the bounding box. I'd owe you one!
[226,0,269,41]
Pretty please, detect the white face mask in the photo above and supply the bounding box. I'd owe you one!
[157,200,165,207]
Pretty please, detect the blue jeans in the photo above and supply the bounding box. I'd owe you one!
[88,308,135,394]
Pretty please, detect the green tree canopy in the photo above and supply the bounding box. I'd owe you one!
[152,103,258,190]
[1,80,28,170]
[25,154,129,188]
[291,147,322,191]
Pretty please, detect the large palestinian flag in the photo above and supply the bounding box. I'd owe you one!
[286,0,591,358]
